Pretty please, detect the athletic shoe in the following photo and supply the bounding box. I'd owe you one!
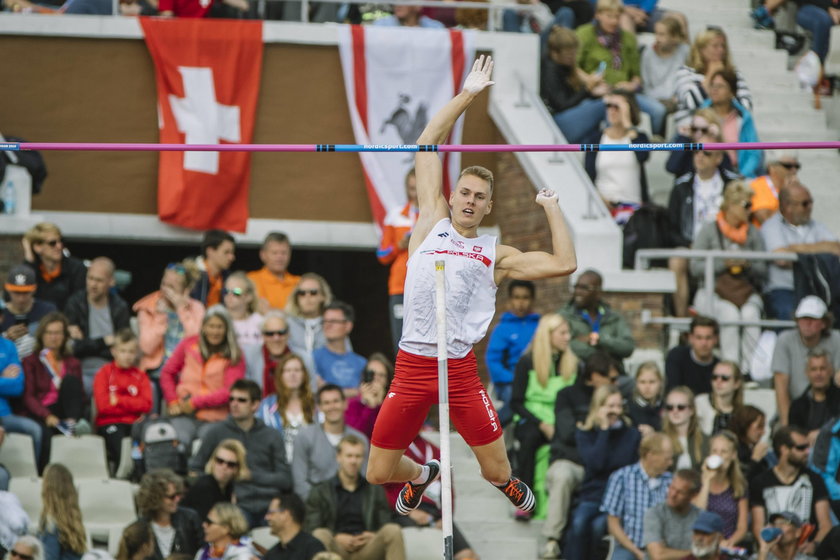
[395,459,441,515]
[498,476,535,512]
[750,5,774,30]
[541,539,561,560]
[514,508,532,522]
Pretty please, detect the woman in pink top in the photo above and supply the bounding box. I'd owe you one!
[160,305,245,445]
[344,352,393,439]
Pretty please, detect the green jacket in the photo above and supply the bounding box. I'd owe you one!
[575,23,640,86]
[558,301,635,361]
[304,475,393,533]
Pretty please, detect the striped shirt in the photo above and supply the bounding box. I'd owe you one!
[600,462,672,547]
[673,65,752,126]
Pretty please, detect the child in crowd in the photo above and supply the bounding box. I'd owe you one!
[641,15,689,114]
[93,329,153,474]
[627,361,663,436]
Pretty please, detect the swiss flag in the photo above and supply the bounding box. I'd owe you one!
[141,18,263,233]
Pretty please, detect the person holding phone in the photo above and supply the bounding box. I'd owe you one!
[345,353,393,440]
[1,265,57,360]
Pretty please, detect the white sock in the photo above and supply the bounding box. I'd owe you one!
[411,465,430,485]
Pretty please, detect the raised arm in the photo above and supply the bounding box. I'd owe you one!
[409,56,495,255]
[495,189,577,283]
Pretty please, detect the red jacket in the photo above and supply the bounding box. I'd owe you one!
[93,362,153,427]
[19,352,82,421]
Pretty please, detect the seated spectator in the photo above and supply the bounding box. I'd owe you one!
[372,4,444,27]
[674,28,753,127]
[511,313,579,521]
[20,313,85,463]
[190,380,292,527]
[64,257,130,396]
[160,305,245,445]
[662,386,709,470]
[541,352,618,559]
[558,269,635,364]
[196,503,251,560]
[191,230,235,308]
[115,521,153,560]
[21,222,86,312]
[789,349,840,443]
[665,109,734,178]
[627,361,663,435]
[690,181,767,370]
[158,0,247,17]
[248,232,300,314]
[583,89,651,225]
[702,70,762,178]
[485,280,539,427]
[38,464,87,560]
[619,0,686,34]
[1,265,57,360]
[816,525,840,560]
[790,1,838,72]
[263,493,326,560]
[133,261,205,375]
[601,432,674,560]
[564,385,639,560]
[6,537,44,560]
[760,183,840,321]
[665,315,720,396]
[284,274,333,369]
[304,435,405,559]
[750,151,800,227]
[684,511,726,560]
[728,404,771,481]
[695,361,745,437]
[344,353,393,439]
[182,439,249,522]
[576,0,666,135]
[501,0,563,37]
[312,302,365,398]
[243,312,293,397]
[643,469,702,560]
[693,431,749,548]
[92,329,152,475]
[640,15,689,114]
[749,426,832,547]
[0,505,33,556]
[772,296,840,426]
[292,384,369,499]
[136,469,203,560]
[222,272,263,350]
[257,354,316,461]
[757,512,817,560]
[541,26,609,145]
[667,132,740,317]
[0,333,42,466]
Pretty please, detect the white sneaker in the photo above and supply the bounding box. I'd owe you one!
[541,539,561,559]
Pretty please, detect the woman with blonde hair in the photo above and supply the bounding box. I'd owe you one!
[115,521,153,560]
[695,361,745,436]
[690,180,766,371]
[195,504,251,560]
[257,353,315,460]
[284,273,334,368]
[222,272,263,350]
[182,439,250,522]
[662,386,709,470]
[38,464,87,560]
[566,385,639,560]
[627,361,664,436]
[692,430,749,548]
[510,313,580,520]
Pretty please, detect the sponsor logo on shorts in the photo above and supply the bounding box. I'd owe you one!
[388,392,396,399]
[479,389,499,432]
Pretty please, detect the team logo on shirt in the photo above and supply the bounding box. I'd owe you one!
[473,246,482,253]
[451,239,464,249]
[437,232,449,238]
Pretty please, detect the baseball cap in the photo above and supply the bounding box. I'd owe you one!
[769,511,803,527]
[5,265,36,293]
[795,296,827,319]
[693,510,724,534]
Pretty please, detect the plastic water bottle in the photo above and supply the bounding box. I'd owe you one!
[2,180,16,215]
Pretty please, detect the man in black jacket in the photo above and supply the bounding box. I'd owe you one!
[21,222,86,312]
[264,492,326,560]
[540,352,619,559]
[789,348,840,442]
[64,257,130,395]
[305,434,404,560]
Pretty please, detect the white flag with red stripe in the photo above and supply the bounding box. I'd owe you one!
[338,25,475,228]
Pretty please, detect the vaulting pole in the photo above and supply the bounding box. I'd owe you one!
[434,260,454,560]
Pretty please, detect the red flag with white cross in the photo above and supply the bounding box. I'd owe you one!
[141,18,263,233]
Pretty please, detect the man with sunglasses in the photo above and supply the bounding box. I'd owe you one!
[243,311,293,398]
[189,379,292,528]
[21,221,86,312]
[749,426,832,552]
[749,150,800,227]
[761,183,840,320]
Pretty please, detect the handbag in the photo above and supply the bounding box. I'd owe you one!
[714,226,754,307]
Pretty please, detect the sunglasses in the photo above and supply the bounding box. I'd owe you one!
[223,287,245,297]
[42,239,62,247]
[203,517,219,526]
[665,403,690,411]
[690,125,709,134]
[608,375,620,383]
[298,289,320,296]
[793,443,810,451]
[789,199,813,208]
[166,263,186,275]
[778,162,801,170]
[712,374,732,382]
[11,551,34,560]
[165,492,182,500]
[228,396,250,404]
[741,200,753,210]
[699,151,716,157]
[323,319,348,325]
[605,103,619,110]
[214,456,239,469]
[263,329,288,337]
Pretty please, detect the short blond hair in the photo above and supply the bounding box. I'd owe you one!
[459,165,494,194]
[205,439,251,481]
[24,222,62,245]
[209,503,249,539]
[721,180,753,211]
[596,0,623,13]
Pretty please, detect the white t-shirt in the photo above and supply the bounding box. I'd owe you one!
[596,132,642,204]
[152,522,175,558]
[692,174,724,240]
[233,312,264,349]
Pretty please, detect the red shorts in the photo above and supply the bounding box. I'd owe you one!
[371,350,503,450]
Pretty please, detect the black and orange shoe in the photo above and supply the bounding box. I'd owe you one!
[497,477,535,512]
[395,459,441,516]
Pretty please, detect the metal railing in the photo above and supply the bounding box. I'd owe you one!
[635,248,798,330]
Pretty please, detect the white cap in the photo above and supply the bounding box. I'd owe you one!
[795,295,828,319]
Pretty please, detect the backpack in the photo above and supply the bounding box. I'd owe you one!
[810,417,840,502]
[131,415,187,476]
[0,135,47,195]
[622,204,671,269]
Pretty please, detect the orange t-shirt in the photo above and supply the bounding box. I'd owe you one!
[750,175,779,228]
[247,267,301,310]
[205,272,223,307]
[377,202,417,296]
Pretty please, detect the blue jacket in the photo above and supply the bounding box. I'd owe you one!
[575,421,641,503]
[700,98,763,178]
[0,337,23,417]
[484,311,540,384]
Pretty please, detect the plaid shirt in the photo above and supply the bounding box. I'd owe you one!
[600,462,672,547]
